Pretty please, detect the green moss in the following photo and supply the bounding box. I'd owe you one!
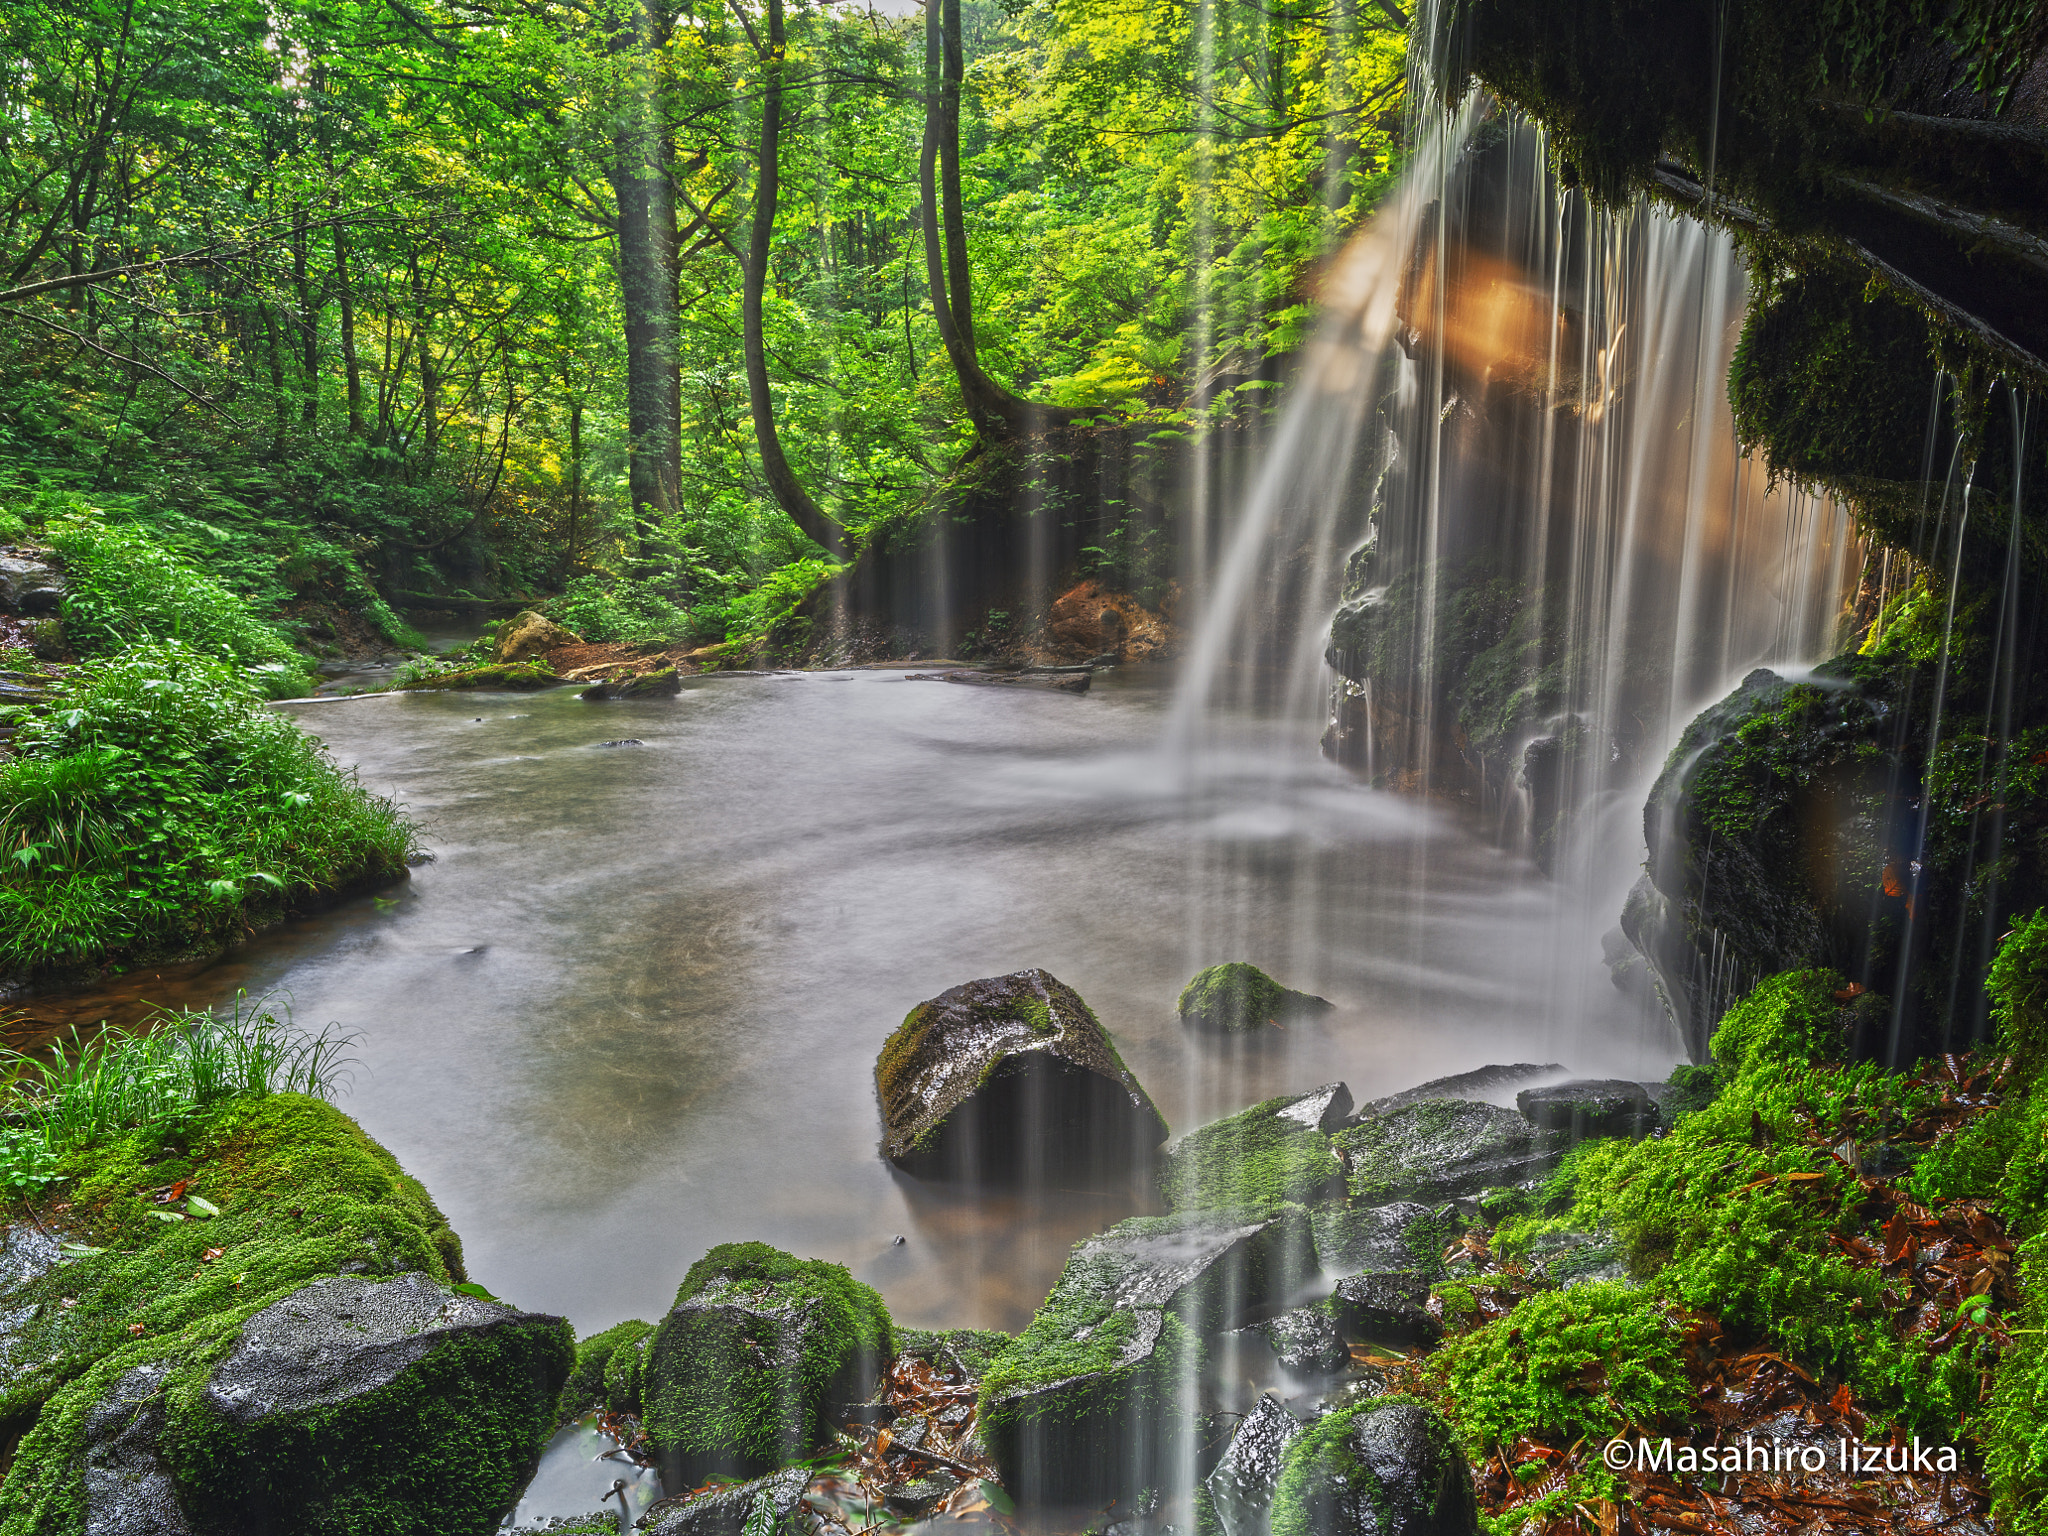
[1268,1397,1468,1536]
[561,1319,654,1420]
[1710,969,1847,1073]
[1433,1283,1690,1451]
[1160,1096,1344,1216]
[893,1326,1013,1378]
[1176,963,1304,1033]
[644,1242,893,1481]
[396,660,559,691]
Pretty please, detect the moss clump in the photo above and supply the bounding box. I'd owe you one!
[397,660,559,691]
[1432,1283,1690,1450]
[1268,1399,1474,1536]
[561,1318,654,1420]
[643,1242,893,1484]
[1709,969,1846,1073]
[1176,963,1327,1034]
[893,1326,1013,1378]
[1160,1096,1344,1216]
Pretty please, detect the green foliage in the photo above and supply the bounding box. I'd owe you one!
[0,640,418,977]
[1160,1098,1343,1216]
[0,995,353,1198]
[47,516,312,697]
[1709,969,1847,1072]
[1434,1284,1691,1450]
[547,574,693,646]
[560,1318,655,1421]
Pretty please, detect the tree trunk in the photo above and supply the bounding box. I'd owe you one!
[742,0,838,553]
[921,0,1081,438]
[333,221,364,436]
[410,256,440,472]
[605,0,683,560]
[292,208,319,424]
[564,393,584,582]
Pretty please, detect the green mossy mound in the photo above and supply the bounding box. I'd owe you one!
[398,660,560,691]
[0,1093,569,1536]
[561,1318,655,1420]
[1160,1093,1346,1216]
[1268,1398,1477,1536]
[642,1242,893,1490]
[1177,963,1331,1034]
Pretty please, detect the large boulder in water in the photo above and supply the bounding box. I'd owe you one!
[978,1209,1312,1507]
[1332,1099,1564,1205]
[643,1242,893,1492]
[495,609,582,663]
[112,1272,570,1535]
[876,969,1167,1184]
[1269,1400,1477,1536]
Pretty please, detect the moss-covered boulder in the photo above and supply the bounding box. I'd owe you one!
[560,1318,654,1421]
[496,611,582,664]
[1514,1079,1658,1140]
[0,1093,569,1536]
[1268,1400,1476,1536]
[977,1210,1312,1507]
[1332,1100,1563,1205]
[1178,964,1332,1035]
[580,668,681,701]
[1161,1087,1351,1216]
[892,1326,1012,1378]
[876,969,1167,1185]
[1329,1272,1437,1348]
[1206,1396,1303,1536]
[637,1466,810,1536]
[1309,1203,1440,1279]
[398,660,559,691]
[642,1243,892,1492]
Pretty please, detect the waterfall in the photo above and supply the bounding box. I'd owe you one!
[1171,102,1862,1053]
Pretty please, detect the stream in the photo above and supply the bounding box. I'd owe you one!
[23,665,1679,1338]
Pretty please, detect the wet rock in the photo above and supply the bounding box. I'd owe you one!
[81,1362,190,1536]
[1308,1203,1437,1279]
[1161,1089,1349,1217]
[0,555,65,615]
[1177,963,1332,1035]
[1516,1079,1659,1139]
[398,661,560,691]
[876,969,1167,1185]
[637,1466,810,1536]
[893,1326,1012,1378]
[644,1243,892,1491]
[1331,1100,1564,1204]
[496,610,583,664]
[1328,1271,1438,1347]
[174,1271,573,1533]
[1240,1304,1347,1377]
[1269,1399,1477,1536]
[1205,1396,1303,1536]
[581,668,682,701]
[883,1472,962,1519]
[506,1517,618,1535]
[1361,1063,1565,1117]
[594,740,645,748]
[978,1210,1312,1507]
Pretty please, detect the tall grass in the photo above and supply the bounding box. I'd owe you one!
[0,995,356,1195]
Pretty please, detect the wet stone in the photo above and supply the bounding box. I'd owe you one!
[1361,1064,1565,1117]
[637,1467,811,1536]
[882,1472,962,1519]
[0,555,65,615]
[1332,1100,1565,1204]
[1329,1271,1438,1347]
[1308,1203,1435,1278]
[1239,1305,1347,1377]
[1205,1396,1302,1536]
[1271,1400,1477,1536]
[82,1363,190,1536]
[1516,1078,1659,1139]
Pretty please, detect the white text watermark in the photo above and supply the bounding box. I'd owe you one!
[1601,1436,1961,1476]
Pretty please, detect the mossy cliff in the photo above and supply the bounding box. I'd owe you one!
[0,1093,571,1535]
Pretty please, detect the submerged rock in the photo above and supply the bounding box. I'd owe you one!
[1178,963,1332,1035]
[1206,1396,1303,1536]
[1332,1100,1564,1205]
[905,669,1091,694]
[175,1271,572,1534]
[978,1210,1312,1507]
[876,969,1167,1185]
[1161,1088,1349,1216]
[1269,1399,1477,1536]
[1516,1079,1659,1139]
[643,1243,892,1492]
[637,1466,811,1536]
[581,668,681,700]
[496,610,583,663]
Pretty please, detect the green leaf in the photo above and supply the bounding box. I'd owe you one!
[151,1210,186,1222]
[187,1194,222,1218]
[979,1481,1015,1515]
[451,1281,500,1301]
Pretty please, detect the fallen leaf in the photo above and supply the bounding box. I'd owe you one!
[201,1247,225,1264]
[187,1195,222,1219]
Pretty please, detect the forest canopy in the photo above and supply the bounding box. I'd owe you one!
[0,0,1408,646]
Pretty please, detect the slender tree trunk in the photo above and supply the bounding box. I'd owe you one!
[605,0,682,560]
[333,221,364,436]
[410,257,439,472]
[920,0,1080,438]
[743,0,838,553]
[293,209,319,424]
[263,304,289,458]
[564,393,584,582]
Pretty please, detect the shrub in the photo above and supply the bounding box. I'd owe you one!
[47,515,313,697]
[0,641,417,975]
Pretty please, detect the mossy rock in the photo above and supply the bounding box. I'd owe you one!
[495,611,582,664]
[0,1095,569,1536]
[1161,1087,1351,1217]
[1205,1396,1303,1536]
[398,661,559,691]
[507,1517,620,1536]
[1332,1100,1564,1205]
[1514,1079,1658,1140]
[1177,964,1332,1035]
[560,1318,654,1421]
[642,1243,892,1492]
[977,1209,1311,1507]
[875,968,1167,1185]
[637,1466,810,1536]
[1309,1203,1441,1279]
[1268,1399,1476,1536]
[580,668,681,701]
[892,1326,1013,1380]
